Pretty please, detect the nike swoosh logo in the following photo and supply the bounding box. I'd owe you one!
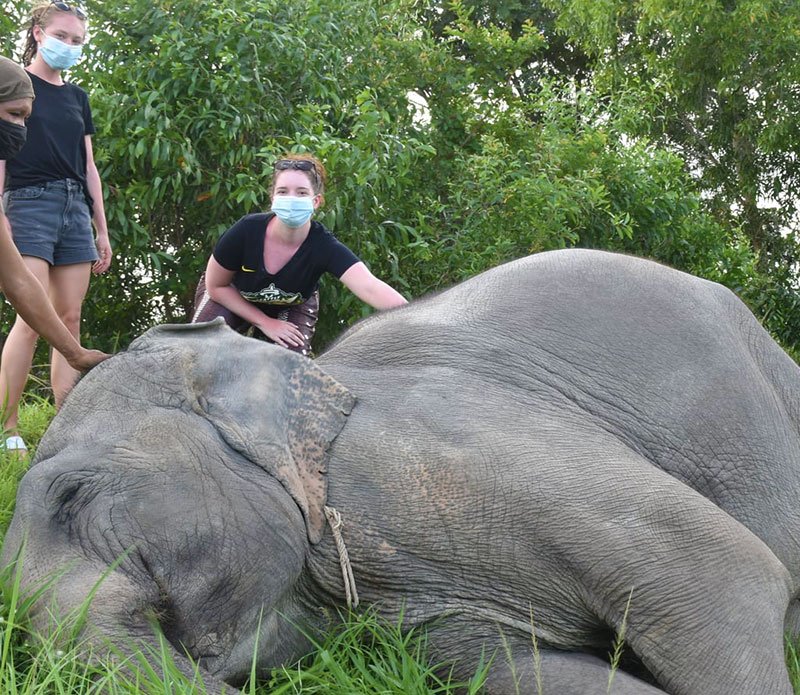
[241,266,257,272]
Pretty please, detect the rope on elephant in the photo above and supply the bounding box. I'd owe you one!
[324,505,360,608]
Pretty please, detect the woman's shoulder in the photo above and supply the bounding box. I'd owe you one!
[221,212,270,241]
[31,74,89,101]
[64,81,89,97]
[307,221,360,270]
[310,221,356,250]
[60,77,87,92]
[308,220,339,243]
[231,211,270,228]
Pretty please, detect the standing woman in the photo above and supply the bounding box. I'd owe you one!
[193,153,407,356]
[0,1,112,448]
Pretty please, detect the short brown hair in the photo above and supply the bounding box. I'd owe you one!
[271,153,326,198]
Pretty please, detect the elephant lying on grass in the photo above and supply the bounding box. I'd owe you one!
[3,248,799,695]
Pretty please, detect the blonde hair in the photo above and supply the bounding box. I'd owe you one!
[271,153,327,200]
[21,1,87,66]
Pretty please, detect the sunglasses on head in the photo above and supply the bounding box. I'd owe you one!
[274,159,321,189]
[274,159,317,174]
[50,1,87,20]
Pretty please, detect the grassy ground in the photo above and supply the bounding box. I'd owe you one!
[1,399,800,693]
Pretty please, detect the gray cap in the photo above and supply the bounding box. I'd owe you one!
[0,56,35,104]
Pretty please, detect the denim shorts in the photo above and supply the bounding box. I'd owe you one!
[2,179,98,266]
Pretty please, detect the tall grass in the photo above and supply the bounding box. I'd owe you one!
[0,394,54,536]
[0,572,481,695]
[265,608,487,695]
[2,399,800,693]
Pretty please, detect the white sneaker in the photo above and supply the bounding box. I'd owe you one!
[2,435,27,451]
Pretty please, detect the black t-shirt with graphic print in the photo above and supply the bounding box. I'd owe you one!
[213,212,360,318]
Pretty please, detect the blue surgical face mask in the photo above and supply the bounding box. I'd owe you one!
[39,33,83,71]
[271,195,315,228]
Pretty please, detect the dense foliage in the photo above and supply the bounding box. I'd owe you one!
[1,0,797,358]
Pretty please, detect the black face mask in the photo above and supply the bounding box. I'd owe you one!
[0,119,27,161]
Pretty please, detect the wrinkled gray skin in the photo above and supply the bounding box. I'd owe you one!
[3,249,799,695]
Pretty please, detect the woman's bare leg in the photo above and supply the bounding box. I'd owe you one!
[49,262,91,409]
[0,257,50,432]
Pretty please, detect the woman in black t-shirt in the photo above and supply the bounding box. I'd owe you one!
[193,153,407,356]
[0,2,112,450]
[0,55,107,453]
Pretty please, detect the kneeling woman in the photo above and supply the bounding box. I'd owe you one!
[193,153,407,355]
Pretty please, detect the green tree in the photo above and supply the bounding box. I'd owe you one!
[1,0,794,360]
[543,0,800,348]
[407,0,799,355]
[418,0,591,88]
[65,0,434,349]
[388,6,760,292]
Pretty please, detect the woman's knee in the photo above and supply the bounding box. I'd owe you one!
[8,315,41,343]
[57,308,82,333]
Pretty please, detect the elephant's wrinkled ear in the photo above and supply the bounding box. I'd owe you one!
[281,361,355,542]
[197,344,354,544]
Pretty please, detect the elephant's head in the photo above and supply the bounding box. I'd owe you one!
[4,321,356,686]
[38,320,355,543]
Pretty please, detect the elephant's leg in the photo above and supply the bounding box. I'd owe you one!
[481,647,667,695]
[569,456,793,695]
[424,619,666,695]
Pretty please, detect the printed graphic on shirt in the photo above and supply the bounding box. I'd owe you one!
[241,283,303,306]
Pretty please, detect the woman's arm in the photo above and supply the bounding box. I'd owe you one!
[339,262,408,310]
[84,135,112,274]
[0,210,108,370]
[205,256,306,348]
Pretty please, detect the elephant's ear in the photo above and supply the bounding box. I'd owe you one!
[184,331,355,544]
[279,359,356,543]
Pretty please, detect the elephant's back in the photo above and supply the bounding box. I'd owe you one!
[320,248,751,368]
[321,249,762,455]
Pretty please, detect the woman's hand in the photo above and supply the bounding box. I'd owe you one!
[257,317,306,349]
[67,347,111,372]
[93,234,112,274]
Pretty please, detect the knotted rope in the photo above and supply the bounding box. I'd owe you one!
[324,505,359,608]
